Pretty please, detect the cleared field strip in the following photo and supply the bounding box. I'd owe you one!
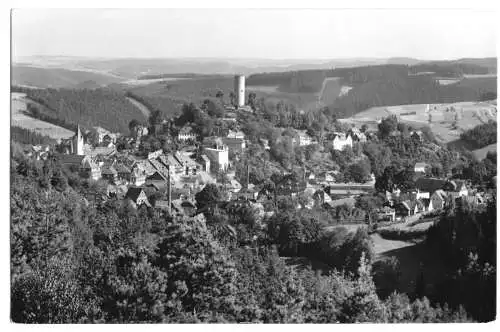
[126,96,151,118]
[11,92,74,142]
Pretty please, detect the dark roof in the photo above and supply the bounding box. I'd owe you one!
[415,177,448,193]
[115,164,131,173]
[126,187,145,202]
[59,154,85,165]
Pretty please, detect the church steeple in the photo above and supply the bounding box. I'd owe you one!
[73,124,84,155]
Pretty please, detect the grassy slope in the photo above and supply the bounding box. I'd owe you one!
[472,143,497,160]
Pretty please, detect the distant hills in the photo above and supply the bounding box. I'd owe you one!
[11,55,496,89]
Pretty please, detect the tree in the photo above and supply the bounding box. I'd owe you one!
[129,119,140,135]
[195,184,222,212]
[378,115,398,139]
[347,159,371,183]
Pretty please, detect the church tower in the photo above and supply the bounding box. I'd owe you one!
[73,125,84,155]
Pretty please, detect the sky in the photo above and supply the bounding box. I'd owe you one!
[11,9,497,60]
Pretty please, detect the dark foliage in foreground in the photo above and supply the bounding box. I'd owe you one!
[10,152,473,323]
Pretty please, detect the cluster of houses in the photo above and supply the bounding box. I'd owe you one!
[382,171,488,222]
[52,124,253,216]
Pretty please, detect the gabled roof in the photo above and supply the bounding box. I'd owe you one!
[414,162,429,169]
[126,187,146,202]
[101,166,117,175]
[59,154,85,165]
[449,180,467,192]
[415,177,448,193]
[115,164,131,174]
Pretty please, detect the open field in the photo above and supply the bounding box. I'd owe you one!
[121,77,190,86]
[319,77,342,106]
[12,65,126,89]
[340,100,497,144]
[11,92,75,142]
[472,143,497,160]
[247,85,280,93]
[372,220,447,297]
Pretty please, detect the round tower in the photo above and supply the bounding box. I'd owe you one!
[234,75,245,107]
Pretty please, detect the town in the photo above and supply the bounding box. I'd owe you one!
[10,8,497,324]
[21,75,494,227]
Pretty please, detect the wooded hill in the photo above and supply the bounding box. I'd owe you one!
[12,86,148,133]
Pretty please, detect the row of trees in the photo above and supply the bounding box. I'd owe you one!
[460,120,497,149]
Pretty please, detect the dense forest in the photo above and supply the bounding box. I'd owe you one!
[10,149,476,323]
[125,91,183,119]
[460,121,497,149]
[246,63,497,118]
[12,86,147,133]
[11,126,57,146]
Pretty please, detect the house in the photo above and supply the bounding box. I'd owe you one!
[377,206,396,222]
[130,167,147,186]
[59,154,85,168]
[420,198,434,212]
[197,155,211,173]
[154,200,171,211]
[430,189,447,210]
[178,126,197,141]
[101,166,118,183]
[237,187,259,201]
[147,171,167,182]
[415,177,449,199]
[312,189,333,206]
[81,157,101,180]
[414,162,429,174]
[204,139,229,172]
[222,137,246,154]
[115,164,131,182]
[447,180,468,198]
[349,128,367,143]
[125,187,151,207]
[396,200,423,217]
[293,132,313,146]
[226,130,245,140]
[331,133,353,151]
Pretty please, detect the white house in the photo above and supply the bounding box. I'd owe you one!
[331,133,353,151]
[178,126,197,141]
[414,162,429,174]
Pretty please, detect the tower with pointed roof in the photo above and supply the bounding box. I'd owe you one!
[73,125,84,156]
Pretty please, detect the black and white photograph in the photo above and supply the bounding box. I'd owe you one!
[7,4,498,324]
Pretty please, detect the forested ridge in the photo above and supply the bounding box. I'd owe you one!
[12,86,147,133]
[246,64,496,118]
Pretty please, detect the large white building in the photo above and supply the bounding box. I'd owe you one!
[204,139,229,172]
